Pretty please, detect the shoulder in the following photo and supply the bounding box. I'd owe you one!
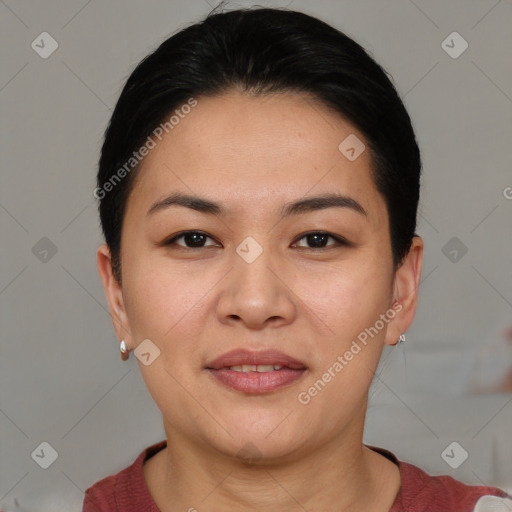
[82,440,167,512]
[367,445,511,512]
[83,471,118,511]
[398,459,510,511]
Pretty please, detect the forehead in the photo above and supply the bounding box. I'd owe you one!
[125,91,386,227]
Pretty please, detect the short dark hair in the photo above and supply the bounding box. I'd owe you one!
[97,5,421,283]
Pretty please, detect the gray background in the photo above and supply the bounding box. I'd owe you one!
[1,0,511,510]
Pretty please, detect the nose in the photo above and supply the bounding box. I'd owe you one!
[216,239,297,330]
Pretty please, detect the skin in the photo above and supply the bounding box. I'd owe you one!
[97,90,423,511]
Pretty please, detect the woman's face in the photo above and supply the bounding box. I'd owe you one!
[98,90,422,461]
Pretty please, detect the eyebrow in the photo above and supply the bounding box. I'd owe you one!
[146,192,367,219]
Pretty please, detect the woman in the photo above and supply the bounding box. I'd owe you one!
[85,6,510,511]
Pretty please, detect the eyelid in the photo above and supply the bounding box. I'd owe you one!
[163,230,219,247]
[292,231,350,248]
[163,230,350,250]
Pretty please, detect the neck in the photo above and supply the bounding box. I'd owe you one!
[145,407,400,511]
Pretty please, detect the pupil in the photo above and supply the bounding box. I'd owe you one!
[186,232,205,247]
[308,233,327,248]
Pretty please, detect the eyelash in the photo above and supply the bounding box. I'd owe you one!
[163,230,350,250]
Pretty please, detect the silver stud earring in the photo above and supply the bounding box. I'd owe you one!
[397,334,406,344]
[120,339,129,361]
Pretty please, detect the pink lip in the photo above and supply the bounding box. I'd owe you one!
[204,348,307,394]
[207,367,306,393]
[205,348,307,370]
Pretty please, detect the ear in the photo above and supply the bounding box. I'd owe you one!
[96,243,134,349]
[384,236,424,346]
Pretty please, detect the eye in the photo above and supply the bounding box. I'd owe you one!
[162,230,349,250]
[163,230,219,249]
[292,231,349,249]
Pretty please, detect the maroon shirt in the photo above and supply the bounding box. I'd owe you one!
[83,440,510,511]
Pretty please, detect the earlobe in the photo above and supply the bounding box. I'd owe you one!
[385,236,424,346]
[96,243,132,348]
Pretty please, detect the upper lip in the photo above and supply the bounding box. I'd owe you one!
[205,349,307,370]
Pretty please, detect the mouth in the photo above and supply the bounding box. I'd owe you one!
[217,364,295,372]
[205,348,307,393]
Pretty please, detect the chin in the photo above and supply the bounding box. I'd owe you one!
[204,416,308,464]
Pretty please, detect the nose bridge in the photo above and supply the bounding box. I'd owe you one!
[233,233,279,293]
[217,233,295,327]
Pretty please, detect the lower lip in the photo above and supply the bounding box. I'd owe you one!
[206,368,306,393]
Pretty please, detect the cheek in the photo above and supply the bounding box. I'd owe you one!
[122,262,207,402]
[295,255,391,341]
[294,264,390,419]
[122,255,216,357]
